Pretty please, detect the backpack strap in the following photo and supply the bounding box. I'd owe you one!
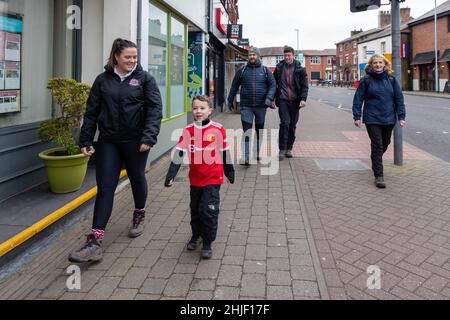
[364,74,395,96]
[238,65,248,85]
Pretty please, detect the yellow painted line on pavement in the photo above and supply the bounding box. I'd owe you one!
[0,170,127,257]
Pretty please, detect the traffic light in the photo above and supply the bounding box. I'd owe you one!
[350,0,381,13]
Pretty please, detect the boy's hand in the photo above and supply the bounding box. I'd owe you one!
[165,179,174,187]
[224,165,235,184]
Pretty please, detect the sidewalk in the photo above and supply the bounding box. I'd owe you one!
[0,100,449,300]
[345,86,450,99]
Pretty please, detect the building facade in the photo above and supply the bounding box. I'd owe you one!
[357,24,411,90]
[0,0,211,202]
[336,8,412,83]
[260,47,336,84]
[409,1,450,92]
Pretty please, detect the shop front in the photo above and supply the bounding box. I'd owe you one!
[0,0,77,202]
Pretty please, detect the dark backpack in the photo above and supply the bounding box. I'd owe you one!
[238,65,269,85]
[364,74,395,93]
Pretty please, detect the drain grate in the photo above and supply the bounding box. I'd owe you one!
[314,159,370,171]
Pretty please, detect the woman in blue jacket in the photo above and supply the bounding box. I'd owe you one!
[353,54,406,189]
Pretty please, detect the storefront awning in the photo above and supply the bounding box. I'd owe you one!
[439,49,450,62]
[411,51,438,65]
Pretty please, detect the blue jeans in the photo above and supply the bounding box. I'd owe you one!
[240,106,267,160]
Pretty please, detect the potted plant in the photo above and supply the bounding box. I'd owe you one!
[38,78,91,194]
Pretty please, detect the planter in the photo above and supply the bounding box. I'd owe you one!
[39,147,89,194]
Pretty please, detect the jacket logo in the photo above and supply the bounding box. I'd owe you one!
[129,79,140,87]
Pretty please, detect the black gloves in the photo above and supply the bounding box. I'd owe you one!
[165,150,184,187]
[222,150,235,184]
[224,164,235,184]
[165,162,181,187]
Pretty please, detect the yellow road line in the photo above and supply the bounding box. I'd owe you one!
[0,170,127,257]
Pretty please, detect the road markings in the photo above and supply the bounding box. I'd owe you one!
[443,131,449,134]
[416,132,422,134]
[338,104,343,109]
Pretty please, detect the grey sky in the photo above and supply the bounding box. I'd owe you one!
[238,0,447,50]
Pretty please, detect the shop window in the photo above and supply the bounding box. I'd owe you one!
[311,72,321,80]
[0,0,57,128]
[170,16,185,117]
[276,55,283,64]
[148,1,168,119]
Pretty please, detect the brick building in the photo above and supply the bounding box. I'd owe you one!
[409,1,450,92]
[335,8,412,83]
[259,47,336,84]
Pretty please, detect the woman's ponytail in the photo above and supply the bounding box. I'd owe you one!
[107,38,138,68]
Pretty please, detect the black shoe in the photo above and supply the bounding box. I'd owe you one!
[187,236,199,251]
[201,243,213,259]
[375,177,386,189]
[285,150,293,158]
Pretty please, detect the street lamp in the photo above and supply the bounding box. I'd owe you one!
[434,0,439,92]
[295,28,300,51]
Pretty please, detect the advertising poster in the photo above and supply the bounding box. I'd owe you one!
[0,14,22,114]
[187,32,203,100]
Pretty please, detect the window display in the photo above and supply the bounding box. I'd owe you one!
[0,14,22,114]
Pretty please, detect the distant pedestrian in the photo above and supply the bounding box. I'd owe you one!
[228,46,276,165]
[69,38,163,263]
[273,46,309,160]
[165,95,235,260]
[353,54,406,189]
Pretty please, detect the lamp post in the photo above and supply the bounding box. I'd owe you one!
[434,0,439,92]
[295,28,300,51]
[392,0,403,165]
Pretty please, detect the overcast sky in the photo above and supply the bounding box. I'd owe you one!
[238,0,447,50]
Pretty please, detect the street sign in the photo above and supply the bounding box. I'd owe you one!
[237,39,249,46]
[350,0,381,13]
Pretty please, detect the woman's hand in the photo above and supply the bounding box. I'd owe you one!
[140,144,151,152]
[399,120,406,127]
[354,120,362,128]
[81,147,95,156]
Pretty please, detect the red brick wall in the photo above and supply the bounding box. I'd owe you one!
[411,15,450,81]
[336,41,358,81]
[305,55,334,83]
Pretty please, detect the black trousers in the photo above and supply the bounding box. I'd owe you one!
[93,140,150,230]
[190,185,221,245]
[366,124,395,178]
[278,99,300,151]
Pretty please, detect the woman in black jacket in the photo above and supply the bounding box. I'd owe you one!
[69,39,163,263]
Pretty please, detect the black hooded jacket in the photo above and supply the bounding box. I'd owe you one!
[79,64,163,148]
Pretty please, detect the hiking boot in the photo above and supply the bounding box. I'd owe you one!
[129,210,145,238]
[285,150,293,158]
[201,243,213,260]
[68,234,103,263]
[187,236,200,251]
[375,177,386,189]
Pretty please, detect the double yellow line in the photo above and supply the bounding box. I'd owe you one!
[0,170,127,257]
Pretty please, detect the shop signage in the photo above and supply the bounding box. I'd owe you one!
[237,39,249,46]
[216,8,228,35]
[227,24,242,39]
[0,14,22,114]
[188,32,203,100]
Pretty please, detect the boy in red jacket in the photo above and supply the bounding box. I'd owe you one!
[165,95,235,259]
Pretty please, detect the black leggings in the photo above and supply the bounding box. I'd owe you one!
[93,140,150,230]
[366,124,395,178]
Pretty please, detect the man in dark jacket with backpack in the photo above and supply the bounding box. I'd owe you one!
[228,46,276,166]
[273,46,309,160]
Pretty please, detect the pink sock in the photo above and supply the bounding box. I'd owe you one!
[92,229,105,240]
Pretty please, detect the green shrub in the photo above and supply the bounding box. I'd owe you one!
[38,78,91,156]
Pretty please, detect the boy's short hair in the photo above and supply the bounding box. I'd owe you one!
[192,95,213,108]
[283,46,295,55]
